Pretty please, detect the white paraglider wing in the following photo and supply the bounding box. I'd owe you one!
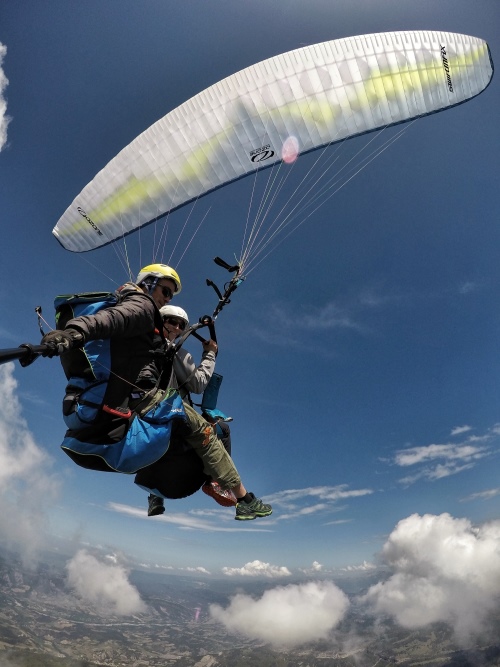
[53,30,493,252]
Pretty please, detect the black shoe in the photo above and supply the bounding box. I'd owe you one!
[148,494,165,517]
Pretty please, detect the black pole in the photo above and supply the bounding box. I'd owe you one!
[0,344,47,367]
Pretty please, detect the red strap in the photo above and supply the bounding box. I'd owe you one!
[102,404,132,419]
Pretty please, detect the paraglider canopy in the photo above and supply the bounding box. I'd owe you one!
[52,30,493,254]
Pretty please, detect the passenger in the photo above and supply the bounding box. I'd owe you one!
[144,304,236,516]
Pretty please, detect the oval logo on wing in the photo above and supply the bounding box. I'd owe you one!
[249,144,275,163]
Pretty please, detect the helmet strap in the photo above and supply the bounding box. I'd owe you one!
[141,277,159,295]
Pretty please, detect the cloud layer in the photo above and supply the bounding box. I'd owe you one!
[66,550,147,616]
[363,513,500,640]
[212,514,500,647]
[393,424,497,484]
[0,364,58,560]
[0,42,10,150]
[210,580,349,646]
[265,485,373,522]
[109,482,372,533]
[222,559,291,578]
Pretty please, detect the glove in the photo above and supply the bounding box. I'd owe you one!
[41,328,85,357]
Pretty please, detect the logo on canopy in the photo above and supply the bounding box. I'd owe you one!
[441,46,454,93]
[250,144,275,163]
[77,207,103,237]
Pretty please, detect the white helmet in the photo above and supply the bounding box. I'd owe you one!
[135,264,182,294]
[160,305,189,327]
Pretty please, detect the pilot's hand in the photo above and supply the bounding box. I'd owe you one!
[41,329,85,357]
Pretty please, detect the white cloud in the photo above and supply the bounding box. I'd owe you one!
[104,553,119,565]
[342,560,376,572]
[210,580,349,647]
[272,301,362,333]
[299,560,325,575]
[248,298,367,348]
[0,42,10,151]
[108,502,272,532]
[303,302,362,331]
[267,485,373,503]
[458,281,478,295]
[395,443,487,467]
[222,560,291,578]
[362,513,500,640]
[461,487,500,502]
[265,485,373,521]
[450,425,472,436]
[242,485,374,525]
[66,549,147,616]
[394,442,490,484]
[0,364,59,561]
[276,502,331,521]
[398,462,475,485]
[109,486,371,531]
[185,566,211,575]
[393,423,500,485]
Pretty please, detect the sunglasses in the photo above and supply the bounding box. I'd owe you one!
[157,284,173,299]
[163,316,186,331]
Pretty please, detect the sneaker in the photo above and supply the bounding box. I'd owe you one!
[202,480,237,507]
[148,494,165,517]
[235,493,272,521]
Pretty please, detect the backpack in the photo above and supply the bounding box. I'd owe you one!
[53,291,185,474]
[55,291,121,431]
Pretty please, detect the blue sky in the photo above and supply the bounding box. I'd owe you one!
[1,0,500,636]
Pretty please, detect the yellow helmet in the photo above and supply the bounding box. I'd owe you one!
[135,264,182,294]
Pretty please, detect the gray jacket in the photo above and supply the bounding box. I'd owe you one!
[173,347,216,398]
